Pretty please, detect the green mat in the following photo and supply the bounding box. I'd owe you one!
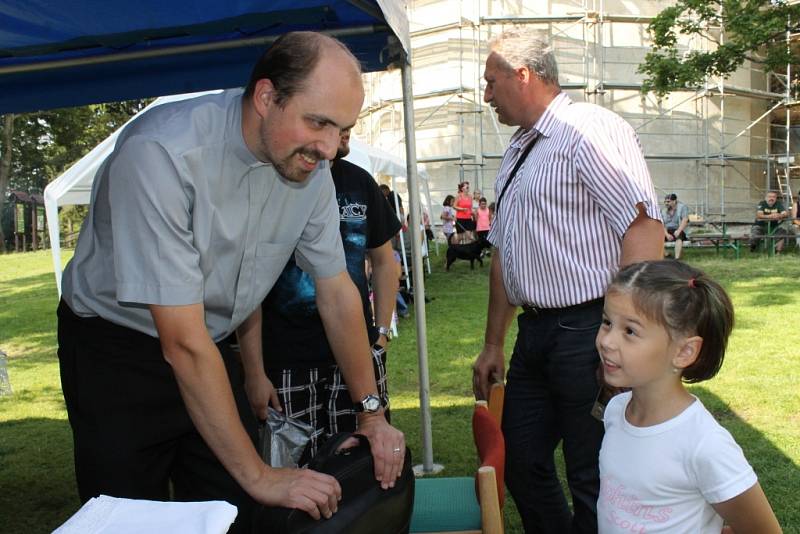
[410,476,481,532]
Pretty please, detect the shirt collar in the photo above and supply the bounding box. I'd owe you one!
[509,91,571,148]
[229,91,270,169]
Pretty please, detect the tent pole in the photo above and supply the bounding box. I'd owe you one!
[43,189,63,296]
[401,57,441,475]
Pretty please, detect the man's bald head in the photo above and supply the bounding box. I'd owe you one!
[244,31,362,107]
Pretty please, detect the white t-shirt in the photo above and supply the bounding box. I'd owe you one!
[441,206,456,234]
[598,391,757,533]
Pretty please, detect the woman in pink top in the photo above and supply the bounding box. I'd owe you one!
[454,181,475,243]
[475,197,492,244]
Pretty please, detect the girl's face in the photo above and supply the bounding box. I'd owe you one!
[480,200,487,208]
[595,291,683,391]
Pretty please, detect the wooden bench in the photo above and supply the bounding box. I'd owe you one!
[687,232,750,260]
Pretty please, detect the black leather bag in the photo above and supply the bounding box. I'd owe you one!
[259,433,414,534]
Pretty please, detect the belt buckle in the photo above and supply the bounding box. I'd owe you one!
[523,304,540,317]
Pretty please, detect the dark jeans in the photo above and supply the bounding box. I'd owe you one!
[57,300,258,533]
[503,300,604,534]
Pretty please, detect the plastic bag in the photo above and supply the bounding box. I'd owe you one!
[258,407,314,468]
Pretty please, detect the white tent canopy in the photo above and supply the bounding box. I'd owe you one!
[44,92,432,294]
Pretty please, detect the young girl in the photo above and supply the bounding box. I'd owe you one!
[441,194,456,244]
[596,260,781,534]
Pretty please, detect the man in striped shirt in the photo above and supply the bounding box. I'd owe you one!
[472,27,663,533]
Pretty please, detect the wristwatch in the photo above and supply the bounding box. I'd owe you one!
[354,394,382,414]
[377,325,392,341]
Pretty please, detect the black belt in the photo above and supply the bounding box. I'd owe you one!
[521,297,604,317]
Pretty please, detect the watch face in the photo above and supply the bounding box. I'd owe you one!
[363,395,381,412]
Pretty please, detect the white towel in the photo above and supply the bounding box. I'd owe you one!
[53,495,238,534]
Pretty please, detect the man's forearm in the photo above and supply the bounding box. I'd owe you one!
[317,273,378,401]
[151,304,265,493]
[174,344,264,486]
[369,243,399,333]
[484,252,516,349]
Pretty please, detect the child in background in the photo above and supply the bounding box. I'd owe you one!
[441,195,456,244]
[475,197,492,244]
[596,260,781,534]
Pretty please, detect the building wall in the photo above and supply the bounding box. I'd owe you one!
[354,0,782,224]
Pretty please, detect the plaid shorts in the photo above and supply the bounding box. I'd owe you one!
[266,344,389,459]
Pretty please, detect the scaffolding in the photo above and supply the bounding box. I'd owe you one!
[355,0,799,225]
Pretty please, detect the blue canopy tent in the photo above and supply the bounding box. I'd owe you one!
[0,0,409,113]
[0,0,439,473]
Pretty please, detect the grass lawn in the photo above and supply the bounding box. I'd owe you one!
[1,248,799,533]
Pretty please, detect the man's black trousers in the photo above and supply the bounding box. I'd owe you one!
[57,300,258,533]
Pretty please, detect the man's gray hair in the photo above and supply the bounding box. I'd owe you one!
[489,26,560,87]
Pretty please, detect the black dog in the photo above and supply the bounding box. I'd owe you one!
[446,239,488,270]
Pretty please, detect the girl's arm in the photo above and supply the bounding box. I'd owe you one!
[712,483,782,534]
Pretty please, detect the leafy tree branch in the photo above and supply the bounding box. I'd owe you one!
[639,0,800,96]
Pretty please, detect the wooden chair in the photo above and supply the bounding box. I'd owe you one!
[410,383,505,534]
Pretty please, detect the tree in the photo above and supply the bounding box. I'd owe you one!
[0,114,13,251]
[639,0,800,97]
[0,100,148,251]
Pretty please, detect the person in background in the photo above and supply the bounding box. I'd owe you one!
[441,194,456,244]
[597,260,781,534]
[661,193,689,260]
[475,196,492,245]
[379,183,405,252]
[454,181,475,243]
[379,184,404,223]
[254,128,400,458]
[472,188,482,213]
[792,195,800,249]
[749,190,789,254]
[422,209,434,245]
[472,26,663,533]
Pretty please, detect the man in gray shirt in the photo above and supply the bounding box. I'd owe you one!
[661,193,690,259]
[58,32,404,532]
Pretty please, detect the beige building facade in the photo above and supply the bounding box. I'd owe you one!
[355,0,799,226]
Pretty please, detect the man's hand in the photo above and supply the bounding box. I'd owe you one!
[243,370,281,421]
[355,412,405,490]
[249,465,342,520]
[665,233,675,241]
[473,343,505,401]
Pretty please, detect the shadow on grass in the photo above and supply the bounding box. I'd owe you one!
[391,389,800,534]
[691,387,800,531]
[1,398,795,534]
[0,417,79,534]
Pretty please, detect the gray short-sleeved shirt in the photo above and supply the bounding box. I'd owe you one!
[62,89,345,341]
[661,201,689,230]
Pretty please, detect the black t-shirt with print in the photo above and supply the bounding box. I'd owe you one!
[261,160,401,369]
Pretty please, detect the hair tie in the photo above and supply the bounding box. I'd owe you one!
[688,278,696,288]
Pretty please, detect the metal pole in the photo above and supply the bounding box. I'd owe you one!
[785,19,792,204]
[719,8,726,219]
[400,56,441,475]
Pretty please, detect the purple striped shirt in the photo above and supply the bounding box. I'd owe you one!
[487,92,661,308]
